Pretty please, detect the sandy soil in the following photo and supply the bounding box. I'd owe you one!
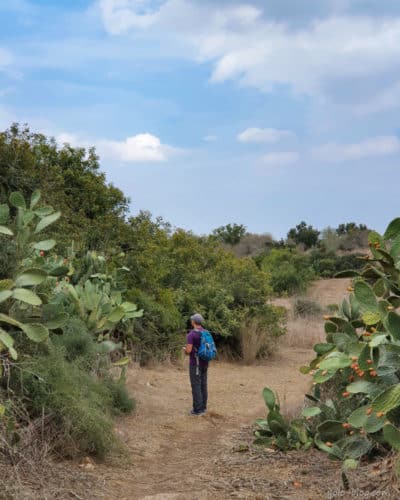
[95,348,314,500]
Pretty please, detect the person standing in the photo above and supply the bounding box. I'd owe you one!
[183,313,209,416]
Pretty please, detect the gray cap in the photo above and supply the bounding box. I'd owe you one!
[191,313,204,325]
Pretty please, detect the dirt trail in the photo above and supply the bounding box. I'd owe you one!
[78,279,395,499]
[96,349,313,500]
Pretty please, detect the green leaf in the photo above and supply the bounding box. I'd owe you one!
[33,239,56,251]
[113,356,130,367]
[34,211,61,234]
[107,306,126,323]
[384,218,400,240]
[0,329,17,360]
[0,204,9,224]
[15,269,47,287]
[346,381,376,395]
[383,424,400,450]
[0,225,13,236]
[372,384,400,414]
[313,343,335,355]
[0,290,12,303]
[34,206,54,217]
[319,353,351,370]
[0,313,22,328]
[44,313,68,330]
[262,387,276,411]
[12,288,42,306]
[369,334,387,347]
[97,340,121,354]
[386,312,400,341]
[302,407,321,418]
[317,420,346,441]
[362,311,381,325]
[313,369,337,383]
[30,190,41,209]
[354,281,378,312]
[9,191,26,209]
[21,324,49,342]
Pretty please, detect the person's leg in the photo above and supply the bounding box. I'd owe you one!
[189,365,203,414]
[200,366,208,412]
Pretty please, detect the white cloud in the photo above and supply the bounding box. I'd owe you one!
[99,0,159,34]
[98,1,400,104]
[238,127,292,144]
[311,135,400,163]
[57,131,179,163]
[98,133,175,162]
[261,151,299,167]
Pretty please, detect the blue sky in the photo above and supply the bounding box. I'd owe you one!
[1,0,400,238]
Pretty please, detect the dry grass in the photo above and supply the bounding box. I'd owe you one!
[282,316,326,349]
[239,318,278,364]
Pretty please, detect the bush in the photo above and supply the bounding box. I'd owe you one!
[260,248,315,295]
[293,297,322,318]
[15,346,116,458]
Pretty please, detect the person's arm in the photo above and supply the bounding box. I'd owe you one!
[183,332,194,355]
[184,343,193,355]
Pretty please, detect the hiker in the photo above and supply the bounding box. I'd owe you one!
[183,313,216,416]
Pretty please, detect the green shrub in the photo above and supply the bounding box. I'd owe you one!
[105,377,135,415]
[13,346,121,458]
[52,318,97,363]
[260,248,315,296]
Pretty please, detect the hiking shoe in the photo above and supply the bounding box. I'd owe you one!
[189,409,205,416]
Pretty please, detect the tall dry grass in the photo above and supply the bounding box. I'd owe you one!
[239,318,278,365]
[278,296,326,349]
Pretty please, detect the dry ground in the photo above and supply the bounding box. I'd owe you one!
[3,279,399,499]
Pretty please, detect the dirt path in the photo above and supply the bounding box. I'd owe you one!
[95,348,313,499]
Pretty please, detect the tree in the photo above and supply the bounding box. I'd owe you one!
[212,223,247,245]
[287,221,320,249]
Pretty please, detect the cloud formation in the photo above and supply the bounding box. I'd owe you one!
[57,131,178,163]
[98,0,400,110]
[311,136,400,163]
[238,127,292,144]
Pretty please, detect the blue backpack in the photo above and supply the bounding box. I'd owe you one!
[197,330,217,362]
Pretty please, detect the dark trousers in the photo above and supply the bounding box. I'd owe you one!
[189,364,208,413]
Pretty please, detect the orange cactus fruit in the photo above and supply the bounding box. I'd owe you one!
[370,371,378,377]
[363,332,372,337]
[348,375,354,382]
[342,423,351,429]
[323,315,330,321]
[326,442,333,447]
[371,327,377,333]
[360,429,366,435]
[367,359,373,365]
[374,242,380,249]
[351,356,358,361]
[358,371,365,377]
[321,370,328,376]
[351,363,358,370]
[347,286,354,292]
[366,408,372,415]
[342,392,350,398]
[387,305,394,311]
[376,412,385,418]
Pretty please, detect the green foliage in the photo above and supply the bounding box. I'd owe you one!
[255,216,400,465]
[15,346,117,458]
[211,223,247,245]
[287,221,320,249]
[260,248,315,295]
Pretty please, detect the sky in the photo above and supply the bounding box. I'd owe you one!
[0,0,400,238]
